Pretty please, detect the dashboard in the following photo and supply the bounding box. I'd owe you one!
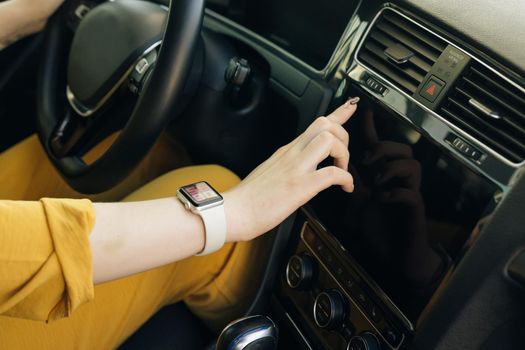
[201,0,525,349]
[207,0,360,70]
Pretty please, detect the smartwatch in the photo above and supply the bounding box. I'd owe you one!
[177,181,226,256]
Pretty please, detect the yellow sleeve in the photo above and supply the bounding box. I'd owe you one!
[0,198,95,322]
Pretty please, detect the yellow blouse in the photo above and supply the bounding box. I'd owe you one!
[0,199,95,322]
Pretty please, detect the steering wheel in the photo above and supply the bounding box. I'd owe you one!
[37,0,204,194]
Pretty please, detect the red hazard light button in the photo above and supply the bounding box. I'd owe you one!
[420,76,446,103]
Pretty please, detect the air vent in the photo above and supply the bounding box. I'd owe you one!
[358,10,447,94]
[440,62,525,163]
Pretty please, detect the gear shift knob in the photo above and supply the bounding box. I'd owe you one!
[216,315,278,350]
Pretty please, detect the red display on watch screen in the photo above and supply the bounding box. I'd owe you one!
[180,182,222,206]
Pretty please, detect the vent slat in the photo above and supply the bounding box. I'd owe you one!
[504,118,525,138]
[358,11,446,95]
[369,30,396,48]
[408,55,433,74]
[440,60,525,163]
[462,77,525,123]
[383,12,447,53]
[376,21,441,62]
[447,98,525,154]
[441,107,523,162]
[364,41,425,83]
[359,11,525,163]
[470,66,525,108]
[359,52,418,93]
[369,31,433,73]
[455,86,525,136]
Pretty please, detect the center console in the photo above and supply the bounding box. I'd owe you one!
[278,214,407,350]
[271,93,499,349]
[280,218,407,350]
[201,2,524,349]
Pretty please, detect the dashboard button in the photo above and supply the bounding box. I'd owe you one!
[343,325,355,339]
[420,75,445,102]
[445,133,485,163]
[364,302,383,324]
[365,76,387,95]
[313,290,347,329]
[286,254,315,290]
[381,325,402,347]
[349,284,371,309]
[343,271,357,290]
[347,333,381,350]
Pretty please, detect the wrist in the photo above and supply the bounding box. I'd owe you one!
[17,0,63,19]
[174,198,206,254]
[222,188,250,243]
[0,0,60,48]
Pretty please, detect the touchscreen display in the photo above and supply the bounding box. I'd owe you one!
[181,182,222,206]
[208,0,359,69]
[310,101,498,322]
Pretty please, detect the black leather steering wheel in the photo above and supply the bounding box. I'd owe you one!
[37,0,204,194]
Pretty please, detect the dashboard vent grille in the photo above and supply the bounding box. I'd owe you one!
[440,63,525,163]
[358,10,447,94]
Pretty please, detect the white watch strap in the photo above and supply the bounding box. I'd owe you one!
[196,204,227,256]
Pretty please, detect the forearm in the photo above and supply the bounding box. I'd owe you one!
[89,99,359,285]
[0,0,63,49]
[90,198,208,284]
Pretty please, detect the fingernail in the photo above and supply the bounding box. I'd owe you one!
[348,97,360,106]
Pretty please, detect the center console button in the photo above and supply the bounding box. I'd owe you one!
[285,253,315,290]
[365,302,383,323]
[313,290,347,329]
[347,333,381,350]
[381,325,402,347]
[349,283,371,310]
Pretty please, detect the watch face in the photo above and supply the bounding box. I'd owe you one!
[179,182,223,207]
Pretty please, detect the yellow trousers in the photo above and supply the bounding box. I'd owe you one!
[0,135,266,349]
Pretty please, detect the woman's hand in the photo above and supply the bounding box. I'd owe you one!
[224,98,359,242]
[88,98,358,283]
[0,0,64,49]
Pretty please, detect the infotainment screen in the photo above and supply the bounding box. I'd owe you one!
[310,99,499,323]
[207,0,359,69]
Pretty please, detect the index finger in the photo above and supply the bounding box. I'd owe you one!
[326,97,360,125]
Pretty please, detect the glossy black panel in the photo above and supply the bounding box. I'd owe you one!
[207,0,359,69]
[310,98,498,322]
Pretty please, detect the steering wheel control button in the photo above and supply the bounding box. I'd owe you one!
[286,254,315,290]
[347,333,381,350]
[129,49,159,95]
[135,58,150,75]
[420,76,445,103]
[74,4,91,19]
[313,290,346,329]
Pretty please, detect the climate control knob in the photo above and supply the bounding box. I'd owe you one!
[285,253,315,289]
[347,333,381,350]
[313,290,346,329]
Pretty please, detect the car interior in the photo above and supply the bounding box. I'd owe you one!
[1,0,525,349]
